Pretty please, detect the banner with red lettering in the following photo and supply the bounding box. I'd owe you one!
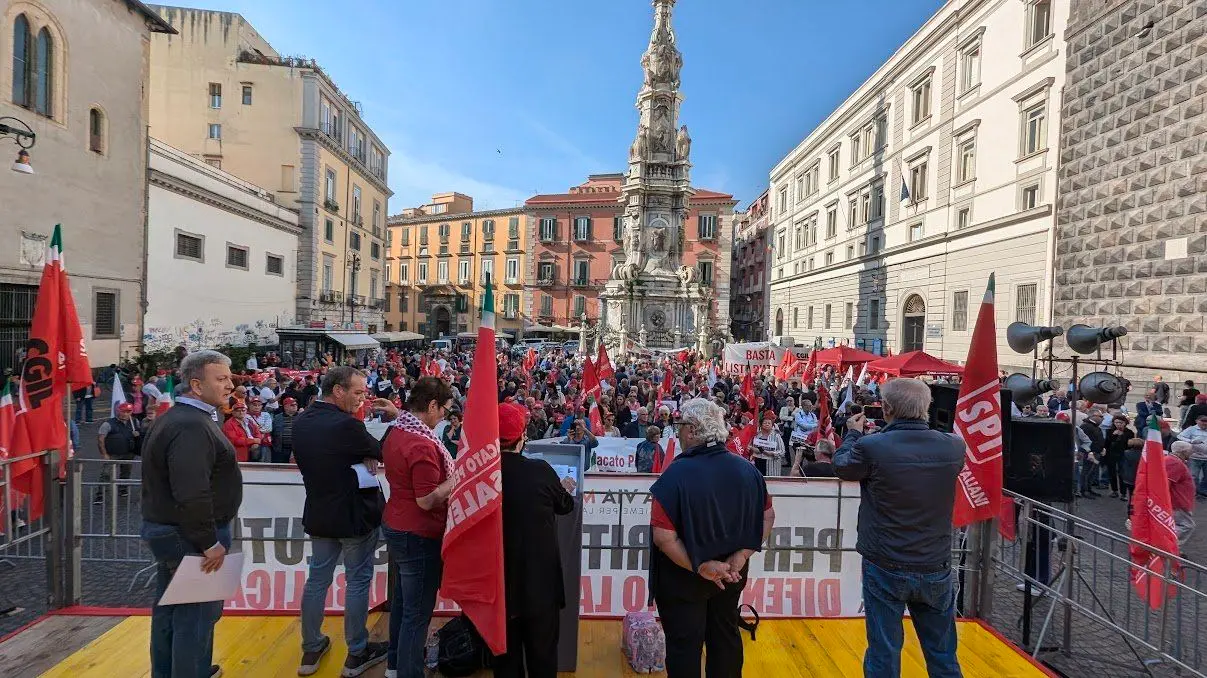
[952,274,1004,529]
[722,343,807,370]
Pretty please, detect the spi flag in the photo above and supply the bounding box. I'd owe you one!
[11,226,93,520]
[951,274,1005,530]
[441,280,507,654]
[1129,416,1180,608]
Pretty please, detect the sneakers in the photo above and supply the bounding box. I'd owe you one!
[341,641,388,677]
[210,666,223,678]
[297,635,331,676]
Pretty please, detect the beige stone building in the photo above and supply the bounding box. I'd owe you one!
[385,193,528,339]
[147,6,391,331]
[0,0,174,371]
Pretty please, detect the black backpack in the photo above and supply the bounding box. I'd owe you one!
[437,615,492,677]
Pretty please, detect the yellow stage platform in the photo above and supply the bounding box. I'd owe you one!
[12,613,1051,677]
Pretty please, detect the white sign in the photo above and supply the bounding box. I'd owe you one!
[229,465,865,618]
[722,343,809,369]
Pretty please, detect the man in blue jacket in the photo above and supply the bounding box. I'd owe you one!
[834,378,966,678]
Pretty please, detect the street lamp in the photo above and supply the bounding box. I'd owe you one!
[346,253,362,323]
[0,117,36,174]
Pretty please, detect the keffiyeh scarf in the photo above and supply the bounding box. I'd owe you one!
[390,410,456,478]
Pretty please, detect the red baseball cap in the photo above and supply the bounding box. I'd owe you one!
[117,402,134,413]
[498,402,529,447]
[282,397,298,406]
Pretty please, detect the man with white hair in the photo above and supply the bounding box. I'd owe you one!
[833,378,966,678]
[648,398,774,677]
[1168,441,1196,544]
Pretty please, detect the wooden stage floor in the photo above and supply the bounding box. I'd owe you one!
[4,612,1052,677]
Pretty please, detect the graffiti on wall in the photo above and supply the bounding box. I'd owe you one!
[143,316,292,353]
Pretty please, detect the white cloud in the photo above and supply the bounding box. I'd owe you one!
[386,151,530,213]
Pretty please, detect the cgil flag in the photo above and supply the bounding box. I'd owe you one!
[951,274,1005,530]
[596,342,616,387]
[1129,416,1181,608]
[441,279,507,655]
[11,226,93,521]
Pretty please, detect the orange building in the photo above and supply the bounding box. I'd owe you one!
[525,174,737,329]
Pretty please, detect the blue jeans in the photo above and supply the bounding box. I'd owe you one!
[300,530,379,655]
[74,396,93,423]
[382,526,442,677]
[142,520,233,678]
[861,559,962,678]
[1189,459,1207,495]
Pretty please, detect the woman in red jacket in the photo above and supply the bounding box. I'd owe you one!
[222,399,261,462]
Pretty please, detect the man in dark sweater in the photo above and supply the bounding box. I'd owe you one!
[834,378,965,678]
[140,350,240,678]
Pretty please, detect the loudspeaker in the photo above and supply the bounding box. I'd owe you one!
[1004,373,1060,404]
[1066,324,1128,354]
[1005,418,1075,503]
[1006,322,1064,354]
[928,383,1013,452]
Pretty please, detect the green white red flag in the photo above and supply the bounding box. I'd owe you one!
[1129,416,1180,608]
[951,274,1004,529]
[11,226,93,521]
[0,382,18,534]
[441,279,507,655]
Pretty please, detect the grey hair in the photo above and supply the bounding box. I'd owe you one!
[179,350,231,387]
[678,398,729,444]
[880,378,932,421]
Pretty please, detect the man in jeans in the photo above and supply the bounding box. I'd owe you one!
[834,378,966,677]
[140,350,240,678]
[293,366,398,677]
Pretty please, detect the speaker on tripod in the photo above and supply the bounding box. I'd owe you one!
[1004,418,1074,503]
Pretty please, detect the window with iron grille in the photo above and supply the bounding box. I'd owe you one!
[952,290,969,331]
[265,253,284,276]
[1015,283,1038,324]
[175,232,203,262]
[94,290,118,338]
[226,245,248,270]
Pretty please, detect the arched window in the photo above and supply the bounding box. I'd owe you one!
[775,308,784,336]
[902,294,926,352]
[89,108,105,154]
[11,14,30,107]
[34,27,52,117]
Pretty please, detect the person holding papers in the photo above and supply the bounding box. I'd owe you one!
[380,376,456,678]
[139,350,240,678]
[293,366,399,677]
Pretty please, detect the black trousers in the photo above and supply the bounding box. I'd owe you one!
[492,609,560,678]
[655,581,744,678]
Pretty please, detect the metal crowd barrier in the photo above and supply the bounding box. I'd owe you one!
[1,450,65,613]
[990,490,1207,677]
[35,457,1207,677]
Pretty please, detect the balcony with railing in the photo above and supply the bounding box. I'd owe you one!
[535,277,556,287]
[319,290,343,304]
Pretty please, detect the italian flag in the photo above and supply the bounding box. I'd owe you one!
[1129,415,1180,608]
[0,382,17,534]
[440,278,507,655]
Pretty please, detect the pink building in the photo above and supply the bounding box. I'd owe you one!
[730,189,771,341]
[524,174,737,329]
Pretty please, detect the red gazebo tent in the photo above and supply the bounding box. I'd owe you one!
[810,346,880,371]
[866,350,964,377]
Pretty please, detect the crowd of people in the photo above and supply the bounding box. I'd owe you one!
[119,338,1207,678]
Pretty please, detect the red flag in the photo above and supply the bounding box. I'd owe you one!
[799,351,817,384]
[653,435,676,473]
[11,226,93,520]
[807,386,842,447]
[587,399,604,436]
[952,274,1004,529]
[741,371,757,413]
[596,343,615,386]
[0,382,19,534]
[441,283,506,654]
[1129,417,1180,608]
[581,357,601,400]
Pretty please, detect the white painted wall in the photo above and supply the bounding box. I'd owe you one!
[145,140,301,352]
[766,0,1067,370]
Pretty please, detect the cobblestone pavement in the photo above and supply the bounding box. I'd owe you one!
[4,404,1207,678]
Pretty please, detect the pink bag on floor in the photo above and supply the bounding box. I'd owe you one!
[621,611,666,673]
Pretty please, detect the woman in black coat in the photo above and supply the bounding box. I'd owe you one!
[1104,416,1135,499]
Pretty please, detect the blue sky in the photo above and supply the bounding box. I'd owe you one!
[186,0,946,212]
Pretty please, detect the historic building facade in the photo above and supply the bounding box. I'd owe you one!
[1053,0,1207,380]
[147,6,391,330]
[730,190,770,342]
[145,139,300,353]
[525,174,736,344]
[767,0,1065,371]
[385,193,527,339]
[0,0,175,371]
